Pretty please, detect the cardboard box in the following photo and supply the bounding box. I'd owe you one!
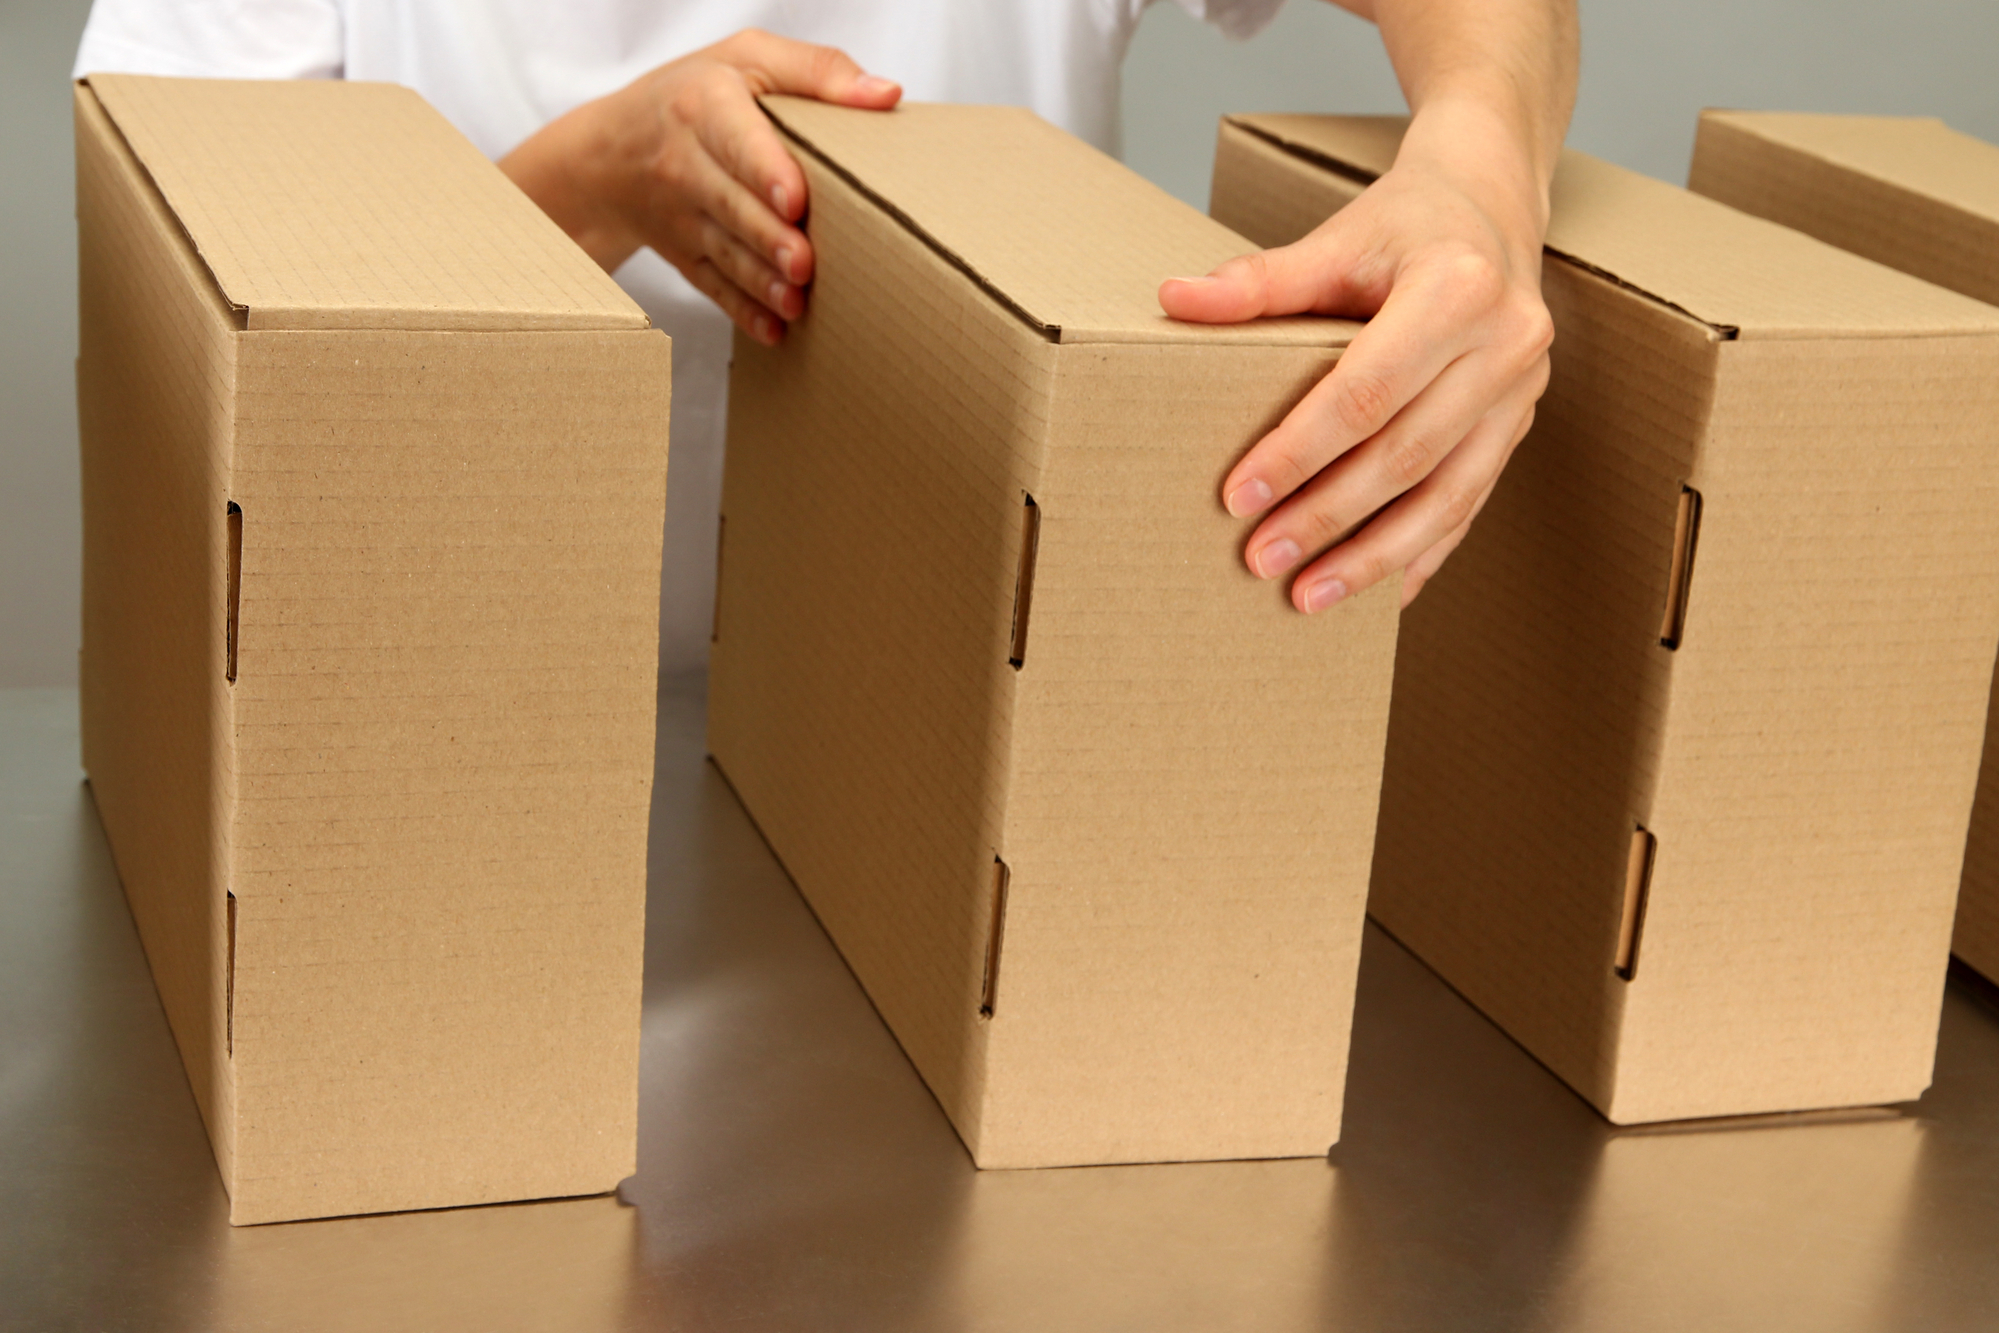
[707,98,1394,1168]
[1689,110,1999,986]
[75,74,671,1224]
[1211,113,1999,1123]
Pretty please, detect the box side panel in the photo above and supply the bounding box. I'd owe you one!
[224,327,669,1224]
[74,84,240,1183]
[1688,114,1999,989]
[978,341,1397,1168]
[1612,334,1999,1121]
[1209,120,1365,249]
[706,151,1051,1148]
[1366,265,1719,1113]
[1958,689,1999,982]
[1690,115,1999,310]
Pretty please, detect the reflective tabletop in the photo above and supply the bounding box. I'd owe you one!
[4,681,1996,1332]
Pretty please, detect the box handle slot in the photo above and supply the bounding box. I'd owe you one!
[1616,826,1656,980]
[1009,495,1040,670]
[980,856,1011,1018]
[225,501,242,683]
[1658,486,1702,650]
[226,891,237,1056]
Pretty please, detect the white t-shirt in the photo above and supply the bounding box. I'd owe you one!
[74,0,1286,672]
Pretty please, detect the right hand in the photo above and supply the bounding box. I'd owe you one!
[499,29,902,345]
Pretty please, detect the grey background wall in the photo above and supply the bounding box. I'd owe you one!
[5,0,1998,686]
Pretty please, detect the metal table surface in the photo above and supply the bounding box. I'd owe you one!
[3,680,1997,1333]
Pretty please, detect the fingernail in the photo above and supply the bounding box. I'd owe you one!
[775,246,794,280]
[854,75,899,97]
[771,184,789,216]
[753,314,774,344]
[1171,274,1219,287]
[1253,538,1303,580]
[1225,477,1274,517]
[769,280,788,309]
[1304,577,1349,613]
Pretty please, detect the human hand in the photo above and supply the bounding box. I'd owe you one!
[1158,104,1555,611]
[500,29,901,346]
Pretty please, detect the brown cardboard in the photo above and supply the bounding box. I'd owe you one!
[1688,110,1999,986]
[706,98,1395,1168]
[75,74,671,1224]
[1213,113,1999,1123]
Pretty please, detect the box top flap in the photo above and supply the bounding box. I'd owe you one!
[1229,112,1999,341]
[765,97,1356,348]
[85,74,648,332]
[1701,110,1999,222]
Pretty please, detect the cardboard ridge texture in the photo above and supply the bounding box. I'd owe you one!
[708,97,1395,1168]
[75,74,671,1224]
[1689,109,1999,986]
[1212,113,1999,1124]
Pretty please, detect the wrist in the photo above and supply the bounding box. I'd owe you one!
[501,87,650,272]
[1395,93,1555,258]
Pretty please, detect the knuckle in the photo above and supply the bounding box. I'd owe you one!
[1346,548,1388,593]
[1524,351,1552,398]
[1431,481,1479,533]
[1436,248,1506,308]
[1295,491,1356,550]
[1516,298,1556,356]
[805,44,848,85]
[1377,428,1436,491]
[1331,369,1396,436]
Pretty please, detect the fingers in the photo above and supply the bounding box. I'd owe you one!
[1222,253,1525,520]
[699,217,801,320]
[1399,479,1495,607]
[1287,397,1536,614]
[682,257,785,347]
[723,29,903,108]
[1240,343,1547,580]
[705,34,900,229]
[682,68,817,240]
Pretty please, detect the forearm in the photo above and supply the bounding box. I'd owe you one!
[1334,0,1578,237]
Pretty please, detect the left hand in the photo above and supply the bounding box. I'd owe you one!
[1158,104,1555,612]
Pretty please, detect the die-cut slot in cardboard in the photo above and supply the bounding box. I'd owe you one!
[1008,496,1040,670]
[980,857,1012,1019]
[1659,486,1702,649]
[1616,828,1656,980]
[75,73,671,1224]
[709,98,1396,1168]
[1687,109,1999,988]
[224,501,241,683]
[1213,112,1999,1124]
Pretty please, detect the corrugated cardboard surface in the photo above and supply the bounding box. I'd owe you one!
[1688,110,1999,985]
[1215,114,1999,1122]
[709,101,1395,1166]
[87,74,646,332]
[1691,111,1999,309]
[76,77,671,1223]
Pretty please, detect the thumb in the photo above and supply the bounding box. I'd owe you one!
[1159,233,1360,325]
[732,31,901,108]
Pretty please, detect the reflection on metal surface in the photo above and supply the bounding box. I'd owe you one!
[1546,1114,1920,1333]
[4,682,1998,1331]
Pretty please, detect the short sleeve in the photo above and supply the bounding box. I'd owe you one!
[73,0,345,81]
[1170,0,1289,41]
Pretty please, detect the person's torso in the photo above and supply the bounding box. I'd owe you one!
[339,0,1145,160]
